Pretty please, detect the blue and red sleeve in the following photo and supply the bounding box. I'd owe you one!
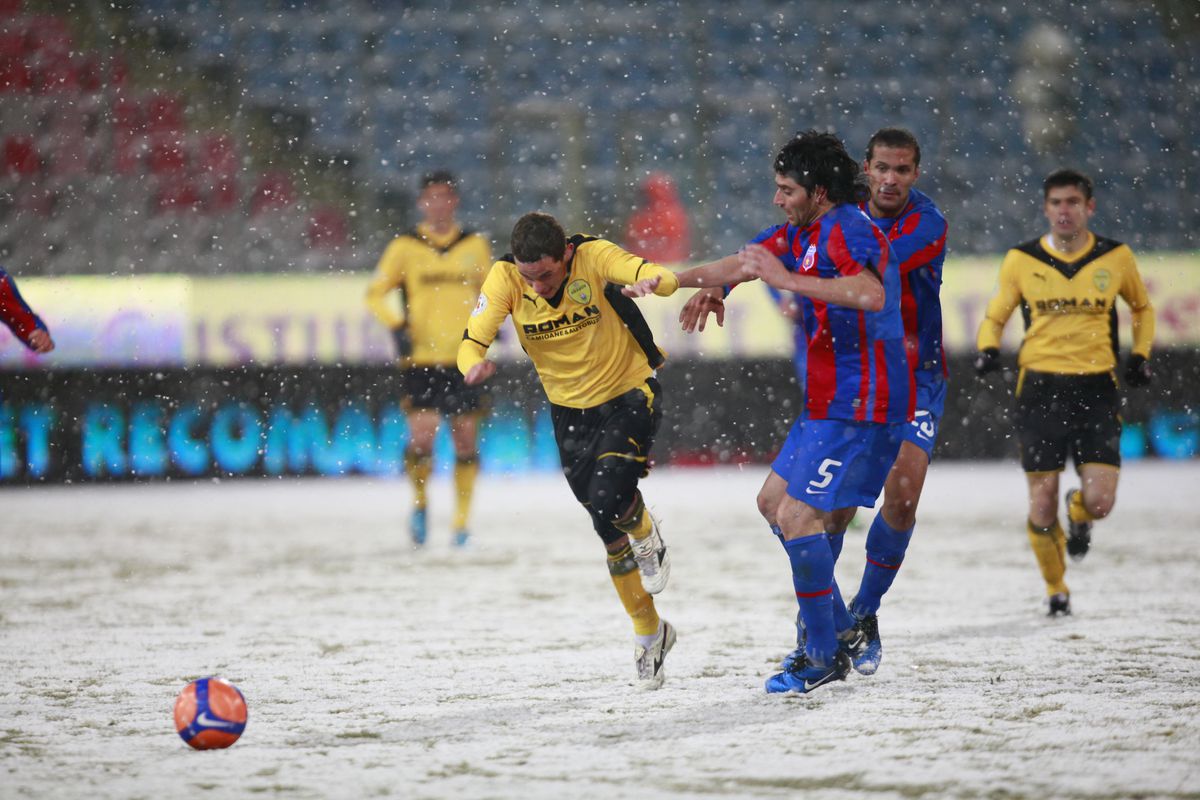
[0,268,49,350]
[889,210,947,275]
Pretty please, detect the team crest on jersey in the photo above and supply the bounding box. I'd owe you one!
[1092,268,1111,292]
[567,279,592,305]
[801,244,817,272]
[471,292,487,316]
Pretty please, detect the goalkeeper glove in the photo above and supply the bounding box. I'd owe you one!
[392,327,413,359]
[973,347,1000,376]
[1124,354,1151,387]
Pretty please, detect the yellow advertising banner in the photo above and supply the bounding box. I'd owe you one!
[3,253,1196,369]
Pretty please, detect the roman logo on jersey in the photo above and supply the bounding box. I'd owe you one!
[522,305,602,340]
[567,279,592,304]
[1033,296,1108,314]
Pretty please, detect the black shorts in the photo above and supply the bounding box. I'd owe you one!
[1015,370,1121,473]
[551,378,663,544]
[401,365,488,416]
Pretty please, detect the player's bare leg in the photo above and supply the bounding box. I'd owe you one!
[1065,463,1119,561]
[1026,470,1070,614]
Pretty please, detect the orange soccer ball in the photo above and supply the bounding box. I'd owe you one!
[174,677,248,750]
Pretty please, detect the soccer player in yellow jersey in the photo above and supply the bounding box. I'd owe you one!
[975,168,1156,616]
[366,171,492,548]
[458,211,680,688]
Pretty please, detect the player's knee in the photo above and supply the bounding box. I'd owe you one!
[588,483,632,525]
[1084,492,1115,520]
[755,490,777,524]
[882,495,919,529]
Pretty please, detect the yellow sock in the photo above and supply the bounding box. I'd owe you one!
[453,456,479,531]
[1068,491,1097,524]
[404,449,432,509]
[1027,520,1069,596]
[608,545,660,636]
[614,491,653,541]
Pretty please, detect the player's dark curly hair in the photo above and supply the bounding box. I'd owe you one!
[775,130,870,205]
[510,212,567,262]
[420,169,457,190]
[1043,168,1093,200]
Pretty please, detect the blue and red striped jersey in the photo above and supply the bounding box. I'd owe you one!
[749,204,913,424]
[862,188,948,386]
[0,267,49,351]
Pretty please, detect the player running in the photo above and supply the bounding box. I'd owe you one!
[458,211,678,689]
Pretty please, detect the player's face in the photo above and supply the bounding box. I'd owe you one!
[516,255,568,299]
[773,174,823,227]
[418,183,459,226]
[864,145,919,217]
[1043,185,1095,240]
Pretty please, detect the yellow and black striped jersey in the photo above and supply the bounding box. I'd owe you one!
[977,232,1155,374]
[365,223,491,366]
[458,235,680,408]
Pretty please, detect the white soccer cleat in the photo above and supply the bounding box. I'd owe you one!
[630,513,671,595]
[635,619,677,690]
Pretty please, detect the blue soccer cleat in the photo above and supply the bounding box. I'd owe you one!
[844,614,881,675]
[765,650,851,694]
[781,610,807,671]
[453,528,471,548]
[410,507,428,547]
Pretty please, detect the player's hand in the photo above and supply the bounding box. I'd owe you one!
[679,288,725,333]
[973,347,1000,375]
[738,245,788,288]
[392,326,413,359]
[27,328,54,353]
[621,275,661,298]
[464,360,496,386]
[1124,354,1152,387]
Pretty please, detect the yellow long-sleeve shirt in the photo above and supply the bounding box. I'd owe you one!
[977,232,1155,374]
[458,235,680,408]
[365,223,491,366]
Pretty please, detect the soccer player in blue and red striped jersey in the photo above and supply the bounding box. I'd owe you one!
[0,267,54,354]
[840,128,948,673]
[639,130,913,693]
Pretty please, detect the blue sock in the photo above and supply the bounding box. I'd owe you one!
[769,524,784,543]
[826,531,856,634]
[851,515,914,618]
[782,533,837,667]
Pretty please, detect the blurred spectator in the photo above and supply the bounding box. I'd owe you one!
[624,172,690,264]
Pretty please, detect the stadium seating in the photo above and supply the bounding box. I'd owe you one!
[0,0,1193,274]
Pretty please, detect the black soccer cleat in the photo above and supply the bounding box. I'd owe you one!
[1064,489,1092,561]
[1047,592,1072,617]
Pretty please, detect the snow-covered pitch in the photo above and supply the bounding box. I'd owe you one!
[2,461,1198,799]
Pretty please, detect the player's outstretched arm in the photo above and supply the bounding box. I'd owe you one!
[675,254,742,289]
[739,245,883,312]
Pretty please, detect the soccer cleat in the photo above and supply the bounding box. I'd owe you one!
[765,650,851,694]
[453,528,471,548]
[410,507,428,547]
[844,614,882,675]
[635,619,676,690]
[630,513,671,595]
[1065,489,1092,561]
[1047,592,1072,617]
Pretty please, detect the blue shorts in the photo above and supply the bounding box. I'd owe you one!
[772,418,905,512]
[901,374,946,458]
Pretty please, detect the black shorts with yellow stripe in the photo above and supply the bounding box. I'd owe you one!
[1015,370,1121,473]
[401,365,488,416]
[551,377,663,545]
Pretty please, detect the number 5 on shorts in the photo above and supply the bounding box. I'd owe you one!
[807,458,843,493]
